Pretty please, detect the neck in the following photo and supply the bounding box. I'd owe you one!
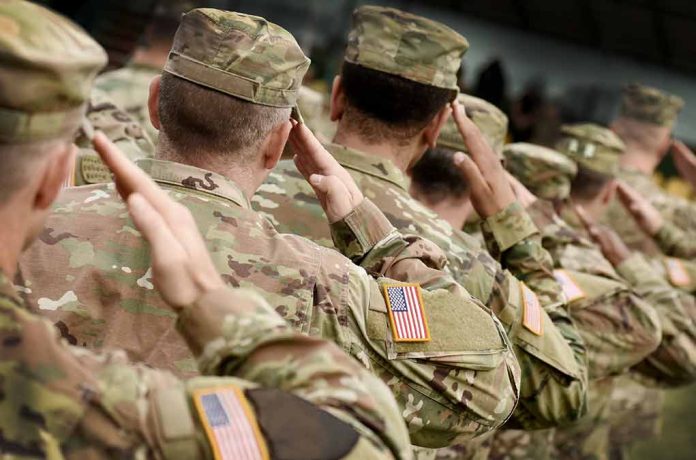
[131,45,169,71]
[620,148,661,175]
[333,125,421,173]
[568,195,605,223]
[421,197,472,230]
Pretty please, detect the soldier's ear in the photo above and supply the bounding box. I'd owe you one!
[330,75,345,122]
[148,75,162,130]
[262,120,293,171]
[34,143,74,211]
[423,105,452,148]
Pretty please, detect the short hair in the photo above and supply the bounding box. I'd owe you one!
[158,73,291,164]
[569,165,613,201]
[340,62,456,143]
[0,140,58,202]
[410,147,469,204]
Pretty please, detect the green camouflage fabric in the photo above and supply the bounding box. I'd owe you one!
[488,428,554,460]
[18,158,522,449]
[555,123,625,176]
[297,85,336,143]
[437,93,509,157]
[1,271,412,459]
[164,8,310,108]
[345,6,468,91]
[95,63,161,143]
[620,83,684,127]
[503,143,578,201]
[0,0,107,143]
[254,144,589,445]
[654,220,696,259]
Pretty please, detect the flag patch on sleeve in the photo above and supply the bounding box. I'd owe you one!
[521,283,543,336]
[553,269,586,302]
[665,258,691,287]
[383,283,431,342]
[193,386,270,460]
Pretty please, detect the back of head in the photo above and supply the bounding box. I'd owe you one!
[503,143,577,201]
[0,0,106,201]
[339,6,466,143]
[158,8,309,165]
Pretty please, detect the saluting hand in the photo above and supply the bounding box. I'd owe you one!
[671,140,696,191]
[449,101,517,217]
[574,203,631,267]
[616,182,664,236]
[289,120,364,223]
[92,132,224,310]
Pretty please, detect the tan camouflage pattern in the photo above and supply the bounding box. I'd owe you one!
[437,93,509,157]
[0,0,107,143]
[620,83,684,127]
[654,221,696,259]
[555,123,625,176]
[1,271,412,459]
[503,143,578,201]
[18,158,522,449]
[95,63,161,143]
[488,428,554,460]
[254,144,590,443]
[165,9,310,108]
[345,6,468,90]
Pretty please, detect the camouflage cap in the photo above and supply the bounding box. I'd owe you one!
[437,93,508,158]
[0,0,107,144]
[345,5,468,90]
[555,123,625,176]
[164,8,310,109]
[620,83,684,127]
[504,143,578,201]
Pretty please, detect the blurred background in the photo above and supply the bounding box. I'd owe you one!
[36,1,696,457]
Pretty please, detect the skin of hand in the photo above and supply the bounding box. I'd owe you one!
[671,140,696,190]
[574,203,632,267]
[92,132,225,309]
[450,101,518,217]
[616,181,664,236]
[506,171,538,209]
[289,120,364,223]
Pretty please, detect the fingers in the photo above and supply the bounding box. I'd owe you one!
[451,101,496,168]
[454,152,489,198]
[290,122,335,173]
[127,193,183,265]
[573,204,595,233]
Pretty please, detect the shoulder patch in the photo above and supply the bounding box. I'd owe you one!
[553,269,586,303]
[521,283,543,336]
[192,385,270,460]
[79,153,112,185]
[383,283,431,342]
[665,258,691,287]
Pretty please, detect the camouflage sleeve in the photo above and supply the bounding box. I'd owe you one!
[653,221,696,259]
[616,254,696,386]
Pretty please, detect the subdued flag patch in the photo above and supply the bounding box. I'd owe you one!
[553,269,586,302]
[193,386,270,460]
[665,258,691,287]
[521,283,543,336]
[383,283,431,342]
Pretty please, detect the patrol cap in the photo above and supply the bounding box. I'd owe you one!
[0,0,107,144]
[555,123,625,176]
[620,83,684,127]
[344,5,468,91]
[164,8,310,114]
[504,143,578,201]
[437,93,508,158]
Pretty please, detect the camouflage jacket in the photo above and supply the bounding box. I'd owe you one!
[0,272,411,459]
[654,220,696,259]
[18,158,521,449]
[254,143,587,431]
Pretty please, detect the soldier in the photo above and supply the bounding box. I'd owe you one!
[254,13,588,457]
[0,2,412,458]
[19,7,521,450]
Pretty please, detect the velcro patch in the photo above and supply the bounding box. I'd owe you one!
[80,153,112,184]
[521,283,543,336]
[383,283,431,342]
[193,385,270,460]
[665,258,691,287]
[553,269,586,303]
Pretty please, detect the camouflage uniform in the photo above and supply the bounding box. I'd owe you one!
[0,3,411,458]
[19,8,521,449]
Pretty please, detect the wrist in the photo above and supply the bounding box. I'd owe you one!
[330,198,395,261]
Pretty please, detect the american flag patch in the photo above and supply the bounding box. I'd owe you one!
[383,283,430,342]
[193,386,269,460]
[521,283,543,336]
[553,269,586,302]
[665,258,691,287]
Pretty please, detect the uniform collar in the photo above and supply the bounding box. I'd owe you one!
[136,158,251,209]
[325,142,410,192]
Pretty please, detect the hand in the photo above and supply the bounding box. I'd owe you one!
[92,132,224,310]
[506,171,538,209]
[574,204,632,266]
[616,182,663,236]
[671,140,696,190]
[289,121,364,223]
[450,101,517,217]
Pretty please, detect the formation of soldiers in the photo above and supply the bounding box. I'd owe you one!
[0,1,694,459]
